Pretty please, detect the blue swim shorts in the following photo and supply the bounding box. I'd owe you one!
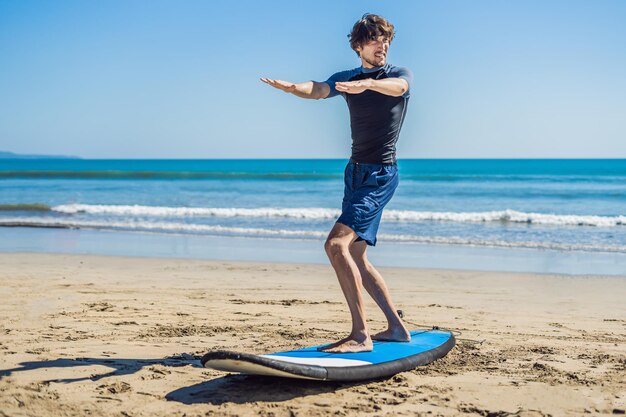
[336,160,399,246]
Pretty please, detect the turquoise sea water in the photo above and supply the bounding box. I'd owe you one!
[1,159,625,273]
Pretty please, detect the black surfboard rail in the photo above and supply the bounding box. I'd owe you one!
[202,350,328,380]
[201,331,456,381]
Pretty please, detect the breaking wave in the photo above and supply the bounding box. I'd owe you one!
[50,204,626,227]
[1,216,624,253]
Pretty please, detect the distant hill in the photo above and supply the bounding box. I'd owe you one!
[0,151,81,159]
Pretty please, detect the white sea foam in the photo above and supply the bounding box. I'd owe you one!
[2,217,626,253]
[0,217,327,238]
[53,204,340,219]
[52,204,626,227]
[384,209,626,227]
[375,233,626,252]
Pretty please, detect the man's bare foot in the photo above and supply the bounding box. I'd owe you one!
[317,335,373,353]
[371,326,411,342]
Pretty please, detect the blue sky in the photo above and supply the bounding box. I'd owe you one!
[1,0,625,158]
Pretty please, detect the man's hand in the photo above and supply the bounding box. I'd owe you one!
[335,79,372,94]
[260,78,296,93]
[260,78,330,99]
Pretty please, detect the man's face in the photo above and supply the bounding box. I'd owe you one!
[357,35,390,68]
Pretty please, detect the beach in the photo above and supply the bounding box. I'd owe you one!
[1,252,624,416]
[3,0,626,413]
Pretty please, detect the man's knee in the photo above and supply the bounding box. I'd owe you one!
[324,236,350,259]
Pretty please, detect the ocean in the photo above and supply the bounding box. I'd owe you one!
[1,159,625,274]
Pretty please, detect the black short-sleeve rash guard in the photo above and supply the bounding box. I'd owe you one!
[324,63,413,164]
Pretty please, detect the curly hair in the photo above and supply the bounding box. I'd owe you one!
[348,14,395,57]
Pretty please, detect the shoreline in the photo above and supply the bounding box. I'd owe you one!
[3,250,626,280]
[2,226,626,276]
[1,252,624,416]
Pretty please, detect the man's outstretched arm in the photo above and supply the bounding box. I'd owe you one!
[335,78,408,97]
[260,78,330,100]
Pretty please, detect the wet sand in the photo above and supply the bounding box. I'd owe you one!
[0,253,624,416]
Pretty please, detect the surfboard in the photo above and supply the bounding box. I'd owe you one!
[201,329,455,381]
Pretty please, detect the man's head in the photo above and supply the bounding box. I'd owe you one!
[348,14,395,68]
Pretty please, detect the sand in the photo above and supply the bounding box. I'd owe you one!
[0,252,624,416]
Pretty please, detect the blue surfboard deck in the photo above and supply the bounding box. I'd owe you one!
[201,329,455,381]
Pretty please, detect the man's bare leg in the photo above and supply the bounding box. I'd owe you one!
[319,222,373,353]
[349,240,410,342]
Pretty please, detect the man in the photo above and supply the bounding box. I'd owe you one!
[261,14,412,353]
